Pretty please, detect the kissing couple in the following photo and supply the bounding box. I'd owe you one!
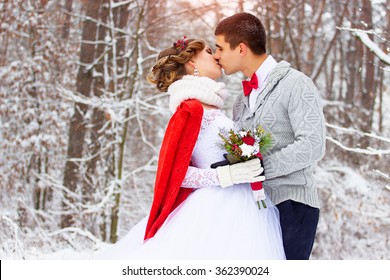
[97,12,326,260]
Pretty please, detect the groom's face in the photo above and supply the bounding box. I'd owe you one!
[214,35,241,75]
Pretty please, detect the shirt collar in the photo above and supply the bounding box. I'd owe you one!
[247,55,278,112]
[254,55,277,88]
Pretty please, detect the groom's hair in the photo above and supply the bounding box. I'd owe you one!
[215,12,266,55]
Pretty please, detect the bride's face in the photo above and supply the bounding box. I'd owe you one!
[191,46,222,80]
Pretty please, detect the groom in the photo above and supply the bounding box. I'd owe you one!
[214,12,326,260]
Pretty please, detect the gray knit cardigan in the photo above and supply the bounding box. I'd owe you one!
[233,61,326,208]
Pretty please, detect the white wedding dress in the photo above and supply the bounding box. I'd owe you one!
[97,109,285,259]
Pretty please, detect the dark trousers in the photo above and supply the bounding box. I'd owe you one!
[276,200,319,260]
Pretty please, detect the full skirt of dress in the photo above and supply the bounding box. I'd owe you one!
[97,183,285,260]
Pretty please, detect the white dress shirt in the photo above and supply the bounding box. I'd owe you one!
[249,55,277,112]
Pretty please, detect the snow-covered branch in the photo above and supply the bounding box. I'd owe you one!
[110,0,134,9]
[67,140,119,162]
[354,31,390,66]
[35,174,82,201]
[326,122,390,143]
[373,169,390,185]
[82,179,121,214]
[135,96,159,154]
[338,27,390,66]
[60,8,131,36]
[326,136,390,155]
[2,216,20,240]
[48,227,101,244]
[58,84,168,116]
[57,84,135,110]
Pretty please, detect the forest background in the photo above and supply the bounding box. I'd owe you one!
[0,0,389,260]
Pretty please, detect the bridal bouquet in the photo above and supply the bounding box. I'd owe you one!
[218,125,272,209]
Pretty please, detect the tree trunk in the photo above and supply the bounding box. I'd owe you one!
[237,0,244,12]
[378,0,390,132]
[360,0,375,116]
[359,0,375,147]
[107,0,133,244]
[83,0,109,204]
[62,0,73,39]
[311,1,349,82]
[62,0,101,228]
[266,0,283,58]
[306,0,326,75]
[0,0,9,66]
[338,40,346,100]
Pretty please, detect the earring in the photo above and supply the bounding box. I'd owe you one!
[193,66,199,76]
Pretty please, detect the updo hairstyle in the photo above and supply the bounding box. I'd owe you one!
[147,39,205,92]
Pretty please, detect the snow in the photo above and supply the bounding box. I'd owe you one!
[326,136,390,155]
[353,30,390,66]
[1,163,389,260]
[1,0,390,264]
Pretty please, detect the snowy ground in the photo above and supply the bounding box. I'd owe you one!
[1,161,389,261]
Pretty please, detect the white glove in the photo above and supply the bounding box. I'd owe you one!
[216,158,265,188]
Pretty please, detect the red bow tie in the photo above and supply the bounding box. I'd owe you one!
[242,73,258,96]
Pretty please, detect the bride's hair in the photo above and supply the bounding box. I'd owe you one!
[147,39,205,92]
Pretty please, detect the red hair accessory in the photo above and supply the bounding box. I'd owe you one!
[173,36,187,50]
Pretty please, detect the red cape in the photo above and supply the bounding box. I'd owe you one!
[144,99,204,240]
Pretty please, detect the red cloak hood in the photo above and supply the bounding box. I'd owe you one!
[144,99,203,240]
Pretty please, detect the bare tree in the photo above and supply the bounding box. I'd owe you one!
[264,0,283,58]
[62,0,73,39]
[62,0,101,228]
[359,0,375,138]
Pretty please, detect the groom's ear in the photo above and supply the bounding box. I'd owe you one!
[238,43,248,56]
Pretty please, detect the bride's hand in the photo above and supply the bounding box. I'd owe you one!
[216,158,264,188]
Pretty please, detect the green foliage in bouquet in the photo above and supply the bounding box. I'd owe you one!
[218,125,273,163]
[256,125,273,154]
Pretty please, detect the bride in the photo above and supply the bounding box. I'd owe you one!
[96,37,285,260]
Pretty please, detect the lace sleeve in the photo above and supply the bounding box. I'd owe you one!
[181,166,220,189]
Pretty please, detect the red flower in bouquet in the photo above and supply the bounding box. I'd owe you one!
[242,136,256,145]
[218,125,273,209]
